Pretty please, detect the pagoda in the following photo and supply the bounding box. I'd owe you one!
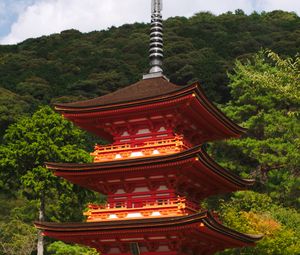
[35,1,262,254]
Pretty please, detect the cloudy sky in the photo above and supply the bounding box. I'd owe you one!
[0,0,299,45]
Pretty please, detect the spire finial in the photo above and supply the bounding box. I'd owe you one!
[144,0,167,80]
[152,0,162,13]
[149,0,163,74]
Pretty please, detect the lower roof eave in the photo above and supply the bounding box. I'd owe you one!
[34,211,262,244]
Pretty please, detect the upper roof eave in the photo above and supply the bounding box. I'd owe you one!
[54,79,246,137]
[192,81,247,134]
[54,77,195,112]
[45,146,255,188]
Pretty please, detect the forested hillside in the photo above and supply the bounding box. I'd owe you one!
[1,10,300,134]
[0,10,299,255]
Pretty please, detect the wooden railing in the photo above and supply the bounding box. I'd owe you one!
[84,197,199,222]
[91,136,189,162]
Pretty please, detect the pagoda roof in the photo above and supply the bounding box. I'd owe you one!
[55,77,182,110]
[53,77,245,142]
[35,211,262,253]
[46,146,254,200]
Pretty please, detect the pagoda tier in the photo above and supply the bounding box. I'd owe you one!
[46,146,254,202]
[54,78,246,145]
[46,146,253,222]
[35,211,262,255]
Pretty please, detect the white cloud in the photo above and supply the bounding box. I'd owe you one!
[254,0,300,13]
[1,0,149,44]
[1,0,300,45]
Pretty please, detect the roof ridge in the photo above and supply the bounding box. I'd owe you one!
[54,77,186,109]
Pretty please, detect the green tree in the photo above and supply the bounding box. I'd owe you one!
[0,88,31,136]
[47,241,98,255]
[217,191,300,255]
[0,106,94,255]
[212,50,300,207]
[15,76,52,103]
[0,220,37,255]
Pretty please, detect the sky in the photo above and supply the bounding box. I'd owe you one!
[0,0,299,45]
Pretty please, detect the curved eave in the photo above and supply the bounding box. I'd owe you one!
[193,82,246,135]
[34,211,262,244]
[54,83,195,113]
[198,148,255,187]
[203,211,263,243]
[46,146,254,189]
[55,82,245,138]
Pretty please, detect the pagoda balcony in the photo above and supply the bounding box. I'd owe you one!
[91,135,189,162]
[84,197,199,222]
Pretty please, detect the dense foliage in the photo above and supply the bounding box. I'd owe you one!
[213,50,300,254]
[0,107,97,255]
[0,10,300,135]
[0,10,299,255]
[212,50,300,207]
[217,192,300,255]
[47,242,98,255]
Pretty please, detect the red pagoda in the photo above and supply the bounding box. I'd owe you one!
[35,1,262,254]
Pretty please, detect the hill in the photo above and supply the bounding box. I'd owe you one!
[0,10,299,134]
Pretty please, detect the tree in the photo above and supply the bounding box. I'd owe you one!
[15,76,52,103]
[0,220,37,255]
[211,50,300,207]
[0,88,31,136]
[0,106,94,255]
[47,241,98,255]
[217,191,300,255]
